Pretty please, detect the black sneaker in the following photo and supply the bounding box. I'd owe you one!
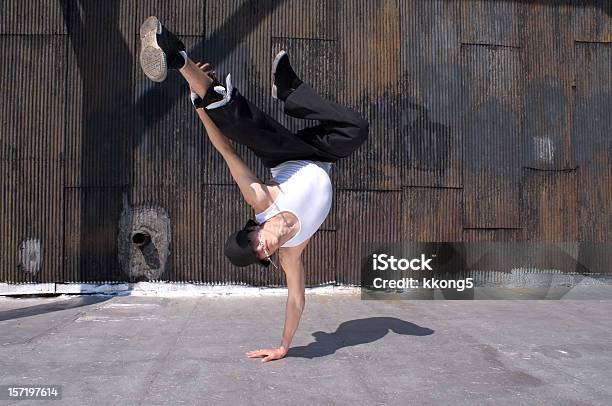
[272,50,303,101]
[139,16,186,82]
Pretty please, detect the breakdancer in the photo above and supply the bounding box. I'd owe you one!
[139,16,368,362]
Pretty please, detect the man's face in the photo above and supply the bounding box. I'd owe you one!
[246,227,279,260]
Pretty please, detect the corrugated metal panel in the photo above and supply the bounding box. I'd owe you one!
[2,160,64,283]
[336,191,402,285]
[335,0,401,190]
[64,0,135,188]
[402,187,462,242]
[272,0,338,40]
[63,187,124,282]
[1,37,66,162]
[135,0,206,36]
[461,45,523,228]
[573,0,612,43]
[460,0,524,47]
[0,0,66,35]
[0,36,66,283]
[520,169,578,241]
[301,230,336,286]
[400,0,463,188]
[573,42,612,242]
[134,37,205,190]
[130,185,203,282]
[523,2,576,170]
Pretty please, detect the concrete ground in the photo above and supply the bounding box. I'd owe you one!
[0,294,611,406]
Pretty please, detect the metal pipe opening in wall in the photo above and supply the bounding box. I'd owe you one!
[131,232,151,248]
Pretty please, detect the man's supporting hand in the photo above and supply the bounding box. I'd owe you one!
[246,346,288,363]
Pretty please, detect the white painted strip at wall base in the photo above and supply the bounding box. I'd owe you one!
[0,283,360,297]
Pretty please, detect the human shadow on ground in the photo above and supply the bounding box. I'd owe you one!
[287,317,434,359]
[0,296,111,322]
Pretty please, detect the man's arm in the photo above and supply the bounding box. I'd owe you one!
[278,250,306,351]
[246,241,308,362]
[184,61,275,213]
[196,108,275,213]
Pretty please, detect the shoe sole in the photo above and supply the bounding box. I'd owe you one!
[139,16,167,82]
[271,50,287,100]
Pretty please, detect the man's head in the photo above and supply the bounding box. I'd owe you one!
[224,219,281,267]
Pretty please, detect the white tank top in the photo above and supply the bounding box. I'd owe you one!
[255,160,333,247]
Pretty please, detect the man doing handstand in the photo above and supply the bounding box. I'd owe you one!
[139,16,368,362]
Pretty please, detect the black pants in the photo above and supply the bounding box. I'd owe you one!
[205,83,369,168]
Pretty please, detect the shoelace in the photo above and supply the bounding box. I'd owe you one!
[206,73,233,110]
[189,73,234,110]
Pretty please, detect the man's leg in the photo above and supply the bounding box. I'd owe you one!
[272,51,369,160]
[286,84,369,159]
[178,60,325,168]
[140,16,323,168]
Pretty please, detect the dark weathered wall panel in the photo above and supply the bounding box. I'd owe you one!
[336,191,402,285]
[521,169,578,241]
[130,185,204,282]
[64,0,135,188]
[402,187,462,242]
[400,0,464,188]
[461,45,523,228]
[523,2,576,170]
[301,230,336,286]
[573,42,612,242]
[0,0,67,34]
[335,0,401,190]
[136,0,206,36]
[1,37,66,162]
[460,0,524,47]
[0,36,66,282]
[272,0,338,40]
[2,161,64,283]
[63,187,124,282]
[573,0,612,43]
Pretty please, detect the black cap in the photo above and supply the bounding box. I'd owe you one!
[224,219,271,268]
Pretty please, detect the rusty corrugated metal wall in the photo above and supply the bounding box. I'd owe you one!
[1,0,610,285]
